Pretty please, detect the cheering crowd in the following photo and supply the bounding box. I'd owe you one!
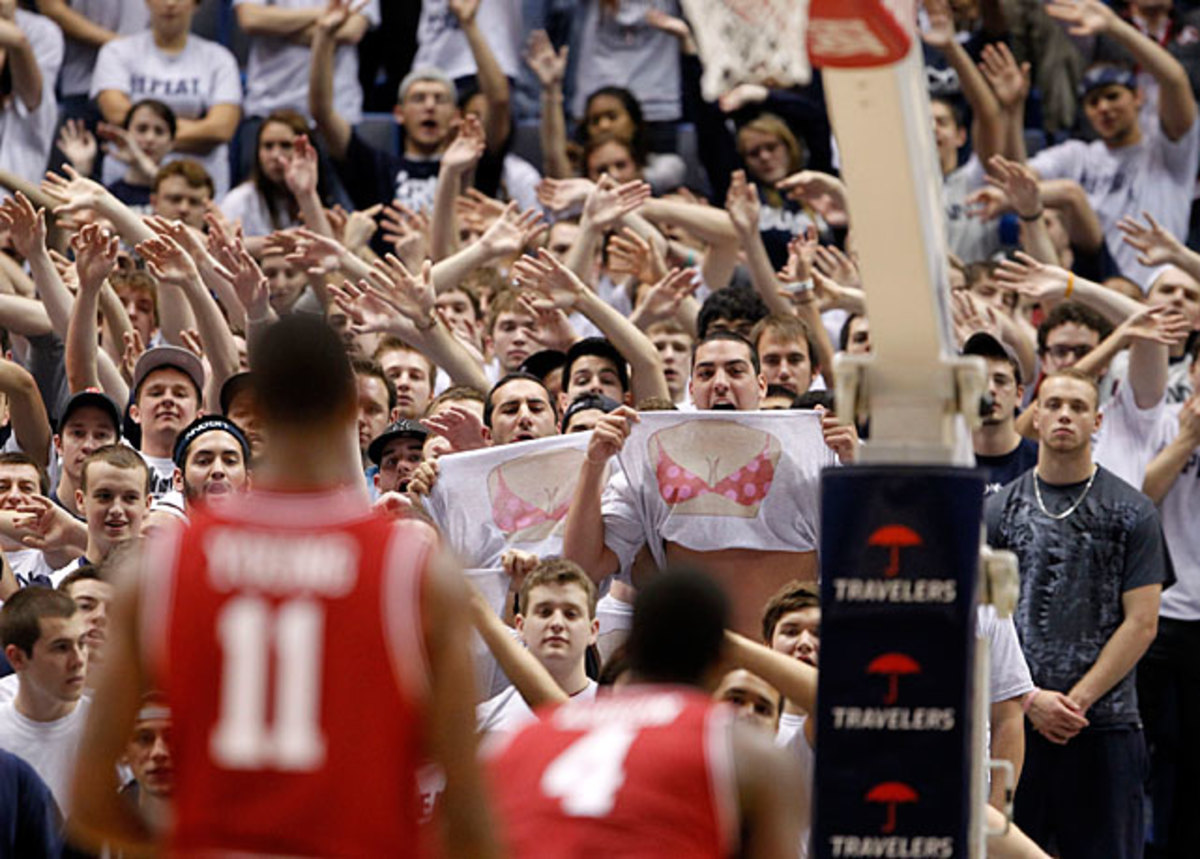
[0,0,1197,856]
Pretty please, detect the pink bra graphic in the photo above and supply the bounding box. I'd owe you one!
[492,470,571,533]
[656,440,775,505]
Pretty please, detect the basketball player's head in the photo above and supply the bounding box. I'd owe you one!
[251,315,357,435]
[626,569,729,689]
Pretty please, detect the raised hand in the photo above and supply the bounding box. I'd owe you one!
[1117,211,1189,268]
[364,256,437,328]
[979,42,1030,111]
[97,122,160,180]
[985,155,1042,220]
[524,29,568,88]
[582,175,652,230]
[778,226,819,283]
[724,169,761,234]
[607,227,668,285]
[812,243,861,288]
[920,0,956,50]
[449,0,479,25]
[70,223,120,291]
[283,134,320,198]
[442,114,486,174]
[479,201,547,257]
[342,203,383,252]
[1045,0,1117,37]
[57,120,98,175]
[777,170,849,226]
[422,403,489,452]
[285,227,348,276]
[536,177,595,213]
[965,185,1010,221]
[121,329,146,384]
[214,241,271,318]
[511,248,587,311]
[519,294,577,352]
[329,280,399,336]
[0,192,47,260]
[136,234,201,287]
[994,251,1071,300]
[629,268,698,327]
[146,214,211,267]
[42,165,111,217]
[818,405,859,464]
[380,203,430,266]
[1116,304,1192,347]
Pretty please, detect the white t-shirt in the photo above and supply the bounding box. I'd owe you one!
[234,0,380,123]
[5,547,57,590]
[1094,380,1167,491]
[978,604,1034,704]
[776,713,814,859]
[91,31,243,196]
[0,10,63,193]
[57,0,148,97]
[414,0,523,81]
[219,180,301,237]
[1030,118,1200,288]
[137,452,179,501]
[476,679,598,739]
[0,698,90,812]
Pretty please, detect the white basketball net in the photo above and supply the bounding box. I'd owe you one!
[679,0,812,101]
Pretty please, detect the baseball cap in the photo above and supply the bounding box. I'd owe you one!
[1078,65,1137,100]
[963,331,1022,384]
[172,415,251,468]
[58,388,122,436]
[563,338,630,395]
[562,393,620,431]
[368,418,430,466]
[132,345,206,401]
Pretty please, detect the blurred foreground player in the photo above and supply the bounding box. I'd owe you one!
[488,570,804,858]
[68,315,497,857]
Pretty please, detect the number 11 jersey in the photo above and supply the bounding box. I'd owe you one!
[142,487,433,856]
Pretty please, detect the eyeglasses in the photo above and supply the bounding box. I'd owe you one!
[1044,344,1092,361]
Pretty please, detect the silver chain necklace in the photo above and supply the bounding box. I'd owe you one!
[1033,467,1097,520]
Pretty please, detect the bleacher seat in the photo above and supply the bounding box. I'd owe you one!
[356,113,400,155]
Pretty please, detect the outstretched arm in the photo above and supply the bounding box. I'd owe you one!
[525,30,570,178]
[0,12,45,111]
[453,0,510,152]
[308,0,357,160]
[469,584,567,711]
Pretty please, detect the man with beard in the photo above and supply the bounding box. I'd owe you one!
[171,417,251,510]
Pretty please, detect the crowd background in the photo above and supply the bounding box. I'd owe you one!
[0,0,1197,857]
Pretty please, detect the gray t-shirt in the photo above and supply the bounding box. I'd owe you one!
[57,0,148,97]
[985,466,1170,728]
[944,154,1002,264]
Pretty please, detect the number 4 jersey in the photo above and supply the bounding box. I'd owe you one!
[140,487,433,856]
[486,688,739,859]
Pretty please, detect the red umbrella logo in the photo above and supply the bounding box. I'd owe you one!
[868,524,922,577]
[865,781,919,834]
[867,652,921,704]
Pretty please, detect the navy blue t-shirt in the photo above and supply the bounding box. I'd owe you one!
[977,437,1039,495]
[0,749,61,856]
[337,130,440,214]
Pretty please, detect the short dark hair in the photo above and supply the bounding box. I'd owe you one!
[81,445,152,496]
[373,336,436,385]
[352,358,397,414]
[153,159,214,197]
[518,558,598,620]
[760,580,820,644]
[839,312,867,351]
[426,385,486,417]
[126,99,177,138]
[1036,301,1113,354]
[626,569,729,687]
[750,313,819,372]
[251,315,356,428]
[0,452,50,495]
[697,288,769,340]
[58,564,103,596]
[562,337,630,395]
[484,372,557,427]
[692,330,761,374]
[0,586,77,658]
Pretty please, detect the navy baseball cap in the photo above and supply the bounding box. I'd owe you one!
[367,419,429,466]
[58,388,122,436]
[963,331,1022,385]
[1078,65,1137,99]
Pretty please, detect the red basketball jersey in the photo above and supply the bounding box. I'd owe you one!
[142,487,432,857]
[487,687,738,859]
